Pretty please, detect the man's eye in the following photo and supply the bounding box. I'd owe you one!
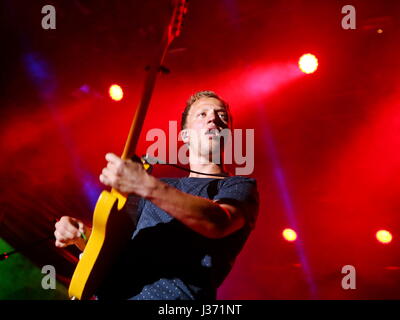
[198,112,206,117]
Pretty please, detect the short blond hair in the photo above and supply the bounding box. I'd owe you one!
[180,90,232,130]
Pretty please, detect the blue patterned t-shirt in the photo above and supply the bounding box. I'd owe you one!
[96,176,259,300]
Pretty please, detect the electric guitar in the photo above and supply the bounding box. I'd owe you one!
[68,0,188,300]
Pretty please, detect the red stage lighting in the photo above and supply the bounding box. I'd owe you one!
[376,230,392,244]
[282,228,297,242]
[109,84,123,101]
[298,53,318,74]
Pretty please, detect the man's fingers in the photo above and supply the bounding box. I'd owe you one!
[55,227,79,241]
[106,161,117,172]
[77,221,86,234]
[54,230,61,240]
[106,154,126,176]
[54,216,88,249]
[63,222,82,235]
[105,153,122,166]
[63,229,78,240]
[99,174,106,185]
[100,168,112,186]
[55,240,66,248]
[59,219,82,236]
[101,167,111,177]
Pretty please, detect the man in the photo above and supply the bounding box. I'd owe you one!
[54,90,259,299]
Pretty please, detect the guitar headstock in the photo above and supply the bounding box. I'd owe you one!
[167,0,189,44]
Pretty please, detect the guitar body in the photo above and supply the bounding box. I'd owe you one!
[68,190,134,300]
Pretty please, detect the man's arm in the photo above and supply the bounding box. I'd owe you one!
[142,176,246,239]
[100,153,249,239]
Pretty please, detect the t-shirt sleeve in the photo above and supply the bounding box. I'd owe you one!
[213,176,259,229]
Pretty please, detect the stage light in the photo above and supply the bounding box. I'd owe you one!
[282,228,297,242]
[109,84,123,101]
[298,54,318,74]
[376,230,392,244]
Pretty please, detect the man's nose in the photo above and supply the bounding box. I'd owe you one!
[207,111,218,124]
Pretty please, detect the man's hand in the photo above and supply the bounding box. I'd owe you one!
[54,216,90,251]
[99,153,150,197]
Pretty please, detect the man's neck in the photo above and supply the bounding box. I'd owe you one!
[188,153,226,178]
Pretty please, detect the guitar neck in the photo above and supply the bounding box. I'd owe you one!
[121,35,169,160]
[121,0,188,160]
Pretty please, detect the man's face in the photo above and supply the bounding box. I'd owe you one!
[181,97,230,161]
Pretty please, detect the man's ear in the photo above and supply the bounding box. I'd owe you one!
[180,129,189,144]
